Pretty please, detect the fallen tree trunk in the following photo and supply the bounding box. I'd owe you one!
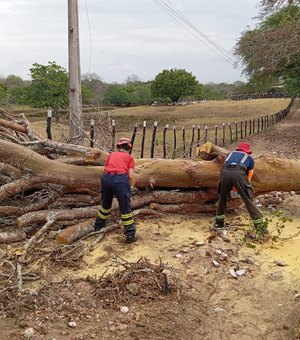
[1,139,300,197]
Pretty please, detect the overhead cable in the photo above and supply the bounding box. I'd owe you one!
[153,0,237,66]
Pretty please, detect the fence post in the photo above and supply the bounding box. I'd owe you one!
[235,121,238,141]
[150,121,158,158]
[163,124,169,159]
[204,125,208,143]
[189,125,195,158]
[253,119,255,134]
[261,116,264,130]
[46,109,52,140]
[130,124,138,154]
[197,125,201,145]
[140,120,146,158]
[257,117,260,133]
[90,118,94,148]
[228,122,232,143]
[111,119,116,151]
[240,121,243,139]
[222,123,225,146]
[214,125,218,145]
[249,119,252,135]
[182,127,186,158]
[173,126,177,158]
[244,120,247,137]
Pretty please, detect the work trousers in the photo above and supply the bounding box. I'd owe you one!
[216,167,263,226]
[95,174,136,238]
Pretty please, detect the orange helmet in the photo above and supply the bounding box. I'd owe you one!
[117,137,132,148]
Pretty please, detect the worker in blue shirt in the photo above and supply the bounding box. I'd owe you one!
[215,142,264,230]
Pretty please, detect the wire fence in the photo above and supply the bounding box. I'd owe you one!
[88,98,294,159]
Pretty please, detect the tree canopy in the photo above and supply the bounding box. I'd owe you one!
[151,69,202,104]
[235,4,300,95]
[28,62,69,111]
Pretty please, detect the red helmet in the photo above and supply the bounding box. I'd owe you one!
[117,137,132,148]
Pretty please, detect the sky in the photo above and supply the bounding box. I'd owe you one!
[0,0,260,84]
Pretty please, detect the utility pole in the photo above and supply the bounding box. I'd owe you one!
[68,0,84,144]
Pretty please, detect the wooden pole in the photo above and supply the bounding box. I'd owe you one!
[204,125,208,143]
[244,120,247,137]
[130,124,138,154]
[182,127,186,158]
[163,124,169,159]
[228,122,233,144]
[222,123,225,146]
[197,125,200,145]
[173,126,177,158]
[89,118,94,148]
[46,109,52,140]
[68,0,84,144]
[189,125,195,158]
[235,121,238,141]
[249,119,252,135]
[111,119,116,151]
[150,121,158,158]
[140,120,146,158]
[214,125,218,145]
[240,121,243,139]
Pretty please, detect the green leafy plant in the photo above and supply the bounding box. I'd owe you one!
[244,209,293,245]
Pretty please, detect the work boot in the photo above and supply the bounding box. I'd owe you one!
[125,235,138,244]
[94,218,106,232]
[124,223,137,243]
[213,219,225,229]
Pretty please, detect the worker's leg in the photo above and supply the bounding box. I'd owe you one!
[113,175,137,242]
[94,175,114,231]
[232,170,263,228]
[215,168,232,227]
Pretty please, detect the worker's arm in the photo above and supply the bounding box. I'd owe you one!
[247,169,254,182]
[128,168,136,187]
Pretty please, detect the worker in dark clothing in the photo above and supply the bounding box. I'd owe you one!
[94,137,137,243]
[215,142,264,230]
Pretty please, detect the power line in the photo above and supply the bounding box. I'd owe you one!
[83,0,92,73]
[153,0,237,66]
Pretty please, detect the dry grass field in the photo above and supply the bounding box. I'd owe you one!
[29,98,291,159]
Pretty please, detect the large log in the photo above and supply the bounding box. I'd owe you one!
[1,139,300,198]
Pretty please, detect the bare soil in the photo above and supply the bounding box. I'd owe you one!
[1,100,300,340]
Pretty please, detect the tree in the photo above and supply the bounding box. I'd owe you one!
[28,62,69,121]
[151,69,202,104]
[0,84,9,105]
[5,75,24,91]
[235,4,300,95]
[125,74,141,84]
[104,85,132,106]
[259,0,300,16]
[81,72,106,107]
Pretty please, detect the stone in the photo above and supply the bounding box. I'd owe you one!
[68,321,77,328]
[24,328,35,339]
[120,306,129,314]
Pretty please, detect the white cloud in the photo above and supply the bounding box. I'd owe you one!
[0,0,259,83]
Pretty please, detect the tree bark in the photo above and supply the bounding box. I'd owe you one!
[1,139,300,199]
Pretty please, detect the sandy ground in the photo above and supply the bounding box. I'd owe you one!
[1,100,300,340]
